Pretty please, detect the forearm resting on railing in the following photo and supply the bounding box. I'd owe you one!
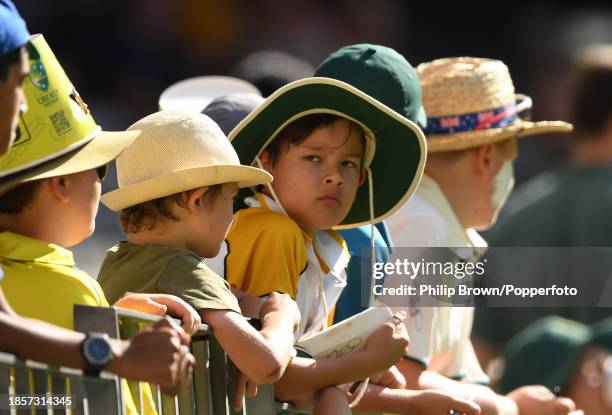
[200,308,293,384]
[274,349,382,400]
[0,312,86,368]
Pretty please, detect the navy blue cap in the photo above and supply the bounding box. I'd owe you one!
[202,92,264,136]
[0,0,29,56]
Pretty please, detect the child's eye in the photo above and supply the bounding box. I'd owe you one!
[305,155,321,162]
[342,160,358,168]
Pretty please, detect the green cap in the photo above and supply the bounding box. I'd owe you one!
[315,44,427,127]
[500,316,591,393]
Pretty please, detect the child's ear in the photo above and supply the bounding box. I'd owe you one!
[48,176,70,203]
[358,168,367,186]
[257,151,273,173]
[472,143,495,180]
[187,187,210,212]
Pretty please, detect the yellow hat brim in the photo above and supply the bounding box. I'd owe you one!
[0,130,140,196]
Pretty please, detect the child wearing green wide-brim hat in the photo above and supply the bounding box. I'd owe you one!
[204,76,424,412]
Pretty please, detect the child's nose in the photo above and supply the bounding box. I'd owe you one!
[324,166,344,185]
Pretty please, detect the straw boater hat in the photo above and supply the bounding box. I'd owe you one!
[229,77,427,228]
[0,34,139,196]
[419,57,573,153]
[158,76,260,113]
[101,111,272,211]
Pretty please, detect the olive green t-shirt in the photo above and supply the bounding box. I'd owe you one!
[98,242,240,313]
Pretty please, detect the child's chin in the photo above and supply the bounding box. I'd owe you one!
[310,217,345,231]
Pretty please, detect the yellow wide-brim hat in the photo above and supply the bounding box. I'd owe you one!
[419,57,573,153]
[101,111,272,211]
[0,34,139,195]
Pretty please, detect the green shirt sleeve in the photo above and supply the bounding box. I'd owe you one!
[156,251,240,313]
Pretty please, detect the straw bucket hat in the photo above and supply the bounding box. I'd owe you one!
[0,34,139,196]
[419,57,573,152]
[101,111,272,211]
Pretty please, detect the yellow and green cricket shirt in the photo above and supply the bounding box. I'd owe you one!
[206,192,351,340]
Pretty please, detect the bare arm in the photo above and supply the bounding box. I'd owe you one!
[201,308,295,384]
[0,310,87,367]
[0,289,194,394]
[351,383,481,415]
[397,358,518,415]
[230,287,265,319]
[275,313,410,401]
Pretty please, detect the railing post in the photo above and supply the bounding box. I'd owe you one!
[73,304,122,415]
[208,337,230,415]
[191,335,212,415]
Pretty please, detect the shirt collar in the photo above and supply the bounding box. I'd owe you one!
[417,175,487,258]
[244,192,349,274]
[0,231,75,266]
[246,192,313,242]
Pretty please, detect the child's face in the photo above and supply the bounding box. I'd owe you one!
[191,182,238,257]
[55,168,101,247]
[262,119,364,234]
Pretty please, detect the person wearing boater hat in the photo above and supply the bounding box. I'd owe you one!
[380,57,578,415]
[0,35,204,414]
[313,43,489,415]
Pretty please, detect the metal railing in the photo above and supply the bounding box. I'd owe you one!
[73,304,277,415]
[0,349,119,414]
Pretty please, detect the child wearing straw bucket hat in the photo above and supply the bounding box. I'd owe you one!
[0,35,202,415]
[381,57,577,415]
[97,110,302,410]
[203,76,420,412]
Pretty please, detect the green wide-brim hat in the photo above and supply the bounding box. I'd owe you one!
[228,77,427,228]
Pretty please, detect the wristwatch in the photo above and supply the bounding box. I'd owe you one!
[81,332,113,376]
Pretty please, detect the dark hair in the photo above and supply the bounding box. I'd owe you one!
[263,113,365,166]
[0,46,24,82]
[0,180,42,214]
[570,65,612,138]
[119,185,222,233]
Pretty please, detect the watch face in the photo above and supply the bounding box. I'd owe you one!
[85,337,112,366]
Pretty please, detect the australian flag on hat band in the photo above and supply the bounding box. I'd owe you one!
[424,102,517,135]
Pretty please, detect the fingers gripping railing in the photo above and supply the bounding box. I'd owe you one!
[73,305,277,415]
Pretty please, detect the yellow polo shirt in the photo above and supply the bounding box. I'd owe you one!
[0,231,156,414]
[0,231,109,327]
